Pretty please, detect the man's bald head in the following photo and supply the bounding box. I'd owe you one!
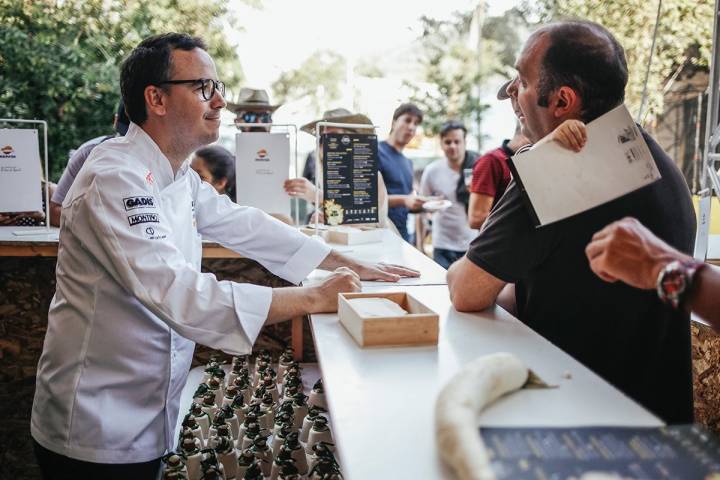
[533,21,628,122]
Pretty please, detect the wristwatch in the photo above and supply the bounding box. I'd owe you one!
[656,259,705,309]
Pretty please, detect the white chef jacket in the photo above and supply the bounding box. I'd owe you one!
[31,123,331,463]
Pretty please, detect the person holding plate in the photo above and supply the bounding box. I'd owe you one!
[419,120,478,268]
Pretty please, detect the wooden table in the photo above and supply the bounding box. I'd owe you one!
[0,226,243,259]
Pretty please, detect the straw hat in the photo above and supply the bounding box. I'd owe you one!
[226,88,281,113]
[300,108,374,135]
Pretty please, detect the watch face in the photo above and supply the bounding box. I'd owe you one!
[661,270,686,297]
[659,264,688,309]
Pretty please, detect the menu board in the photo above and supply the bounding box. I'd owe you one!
[481,425,720,479]
[321,133,379,225]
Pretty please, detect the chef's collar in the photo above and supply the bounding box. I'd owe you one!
[124,123,189,189]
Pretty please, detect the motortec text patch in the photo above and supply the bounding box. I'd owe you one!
[128,213,159,226]
[123,196,155,211]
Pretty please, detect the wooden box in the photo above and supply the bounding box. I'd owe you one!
[338,292,439,347]
[327,226,384,245]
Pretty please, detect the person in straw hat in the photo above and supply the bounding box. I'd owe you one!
[227,87,280,132]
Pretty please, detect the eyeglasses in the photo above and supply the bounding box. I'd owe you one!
[235,111,272,124]
[158,78,225,101]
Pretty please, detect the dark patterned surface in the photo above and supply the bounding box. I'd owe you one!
[692,322,720,431]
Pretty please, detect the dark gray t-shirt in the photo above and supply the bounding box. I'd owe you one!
[466,130,695,424]
[52,135,113,205]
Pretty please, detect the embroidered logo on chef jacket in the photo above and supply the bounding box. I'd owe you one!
[143,225,167,240]
[123,196,156,211]
[145,170,154,185]
[128,213,160,226]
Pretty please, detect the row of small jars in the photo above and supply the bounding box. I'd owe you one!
[164,350,338,479]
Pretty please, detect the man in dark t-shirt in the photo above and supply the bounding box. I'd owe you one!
[447,21,695,424]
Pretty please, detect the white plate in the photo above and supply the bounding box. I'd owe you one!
[422,199,452,212]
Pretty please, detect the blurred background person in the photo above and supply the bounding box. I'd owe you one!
[227,87,279,133]
[191,145,236,202]
[49,101,130,226]
[419,120,477,268]
[467,126,527,230]
[468,82,529,230]
[380,102,429,243]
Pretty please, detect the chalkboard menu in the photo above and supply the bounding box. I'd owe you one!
[321,133,379,225]
[481,425,720,479]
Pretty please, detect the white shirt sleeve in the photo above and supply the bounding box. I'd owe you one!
[192,176,331,285]
[70,167,272,354]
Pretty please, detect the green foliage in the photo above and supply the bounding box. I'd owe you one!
[481,8,529,72]
[408,10,509,147]
[0,0,247,181]
[354,59,384,79]
[524,0,714,122]
[271,50,347,116]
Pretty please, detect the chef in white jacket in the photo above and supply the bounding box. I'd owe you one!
[31,33,418,479]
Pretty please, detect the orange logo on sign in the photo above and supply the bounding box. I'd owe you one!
[257,149,268,158]
[1,145,13,155]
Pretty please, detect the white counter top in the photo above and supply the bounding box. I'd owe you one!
[307,228,448,287]
[310,284,662,480]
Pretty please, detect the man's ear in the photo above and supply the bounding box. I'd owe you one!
[551,86,581,119]
[144,85,167,118]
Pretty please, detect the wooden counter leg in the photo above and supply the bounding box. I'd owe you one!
[291,316,304,361]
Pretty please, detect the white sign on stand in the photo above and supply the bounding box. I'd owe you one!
[0,128,43,213]
[235,132,291,217]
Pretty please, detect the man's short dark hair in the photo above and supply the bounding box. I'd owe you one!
[115,100,130,135]
[392,103,424,123]
[120,33,207,125]
[439,120,467,139]
[536,21,628,122]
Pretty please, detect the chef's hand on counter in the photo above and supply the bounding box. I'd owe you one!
[352,261,421,282]
[267,267,361,321]
[318,250,420,282]
[310,267,362,312]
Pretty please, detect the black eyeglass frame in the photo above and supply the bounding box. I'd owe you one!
[157,78,226,101]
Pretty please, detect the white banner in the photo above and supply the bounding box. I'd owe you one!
[0,128,43,213]
[235,132,291,217]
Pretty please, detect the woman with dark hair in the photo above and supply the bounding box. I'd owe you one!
[192,145,236,202]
